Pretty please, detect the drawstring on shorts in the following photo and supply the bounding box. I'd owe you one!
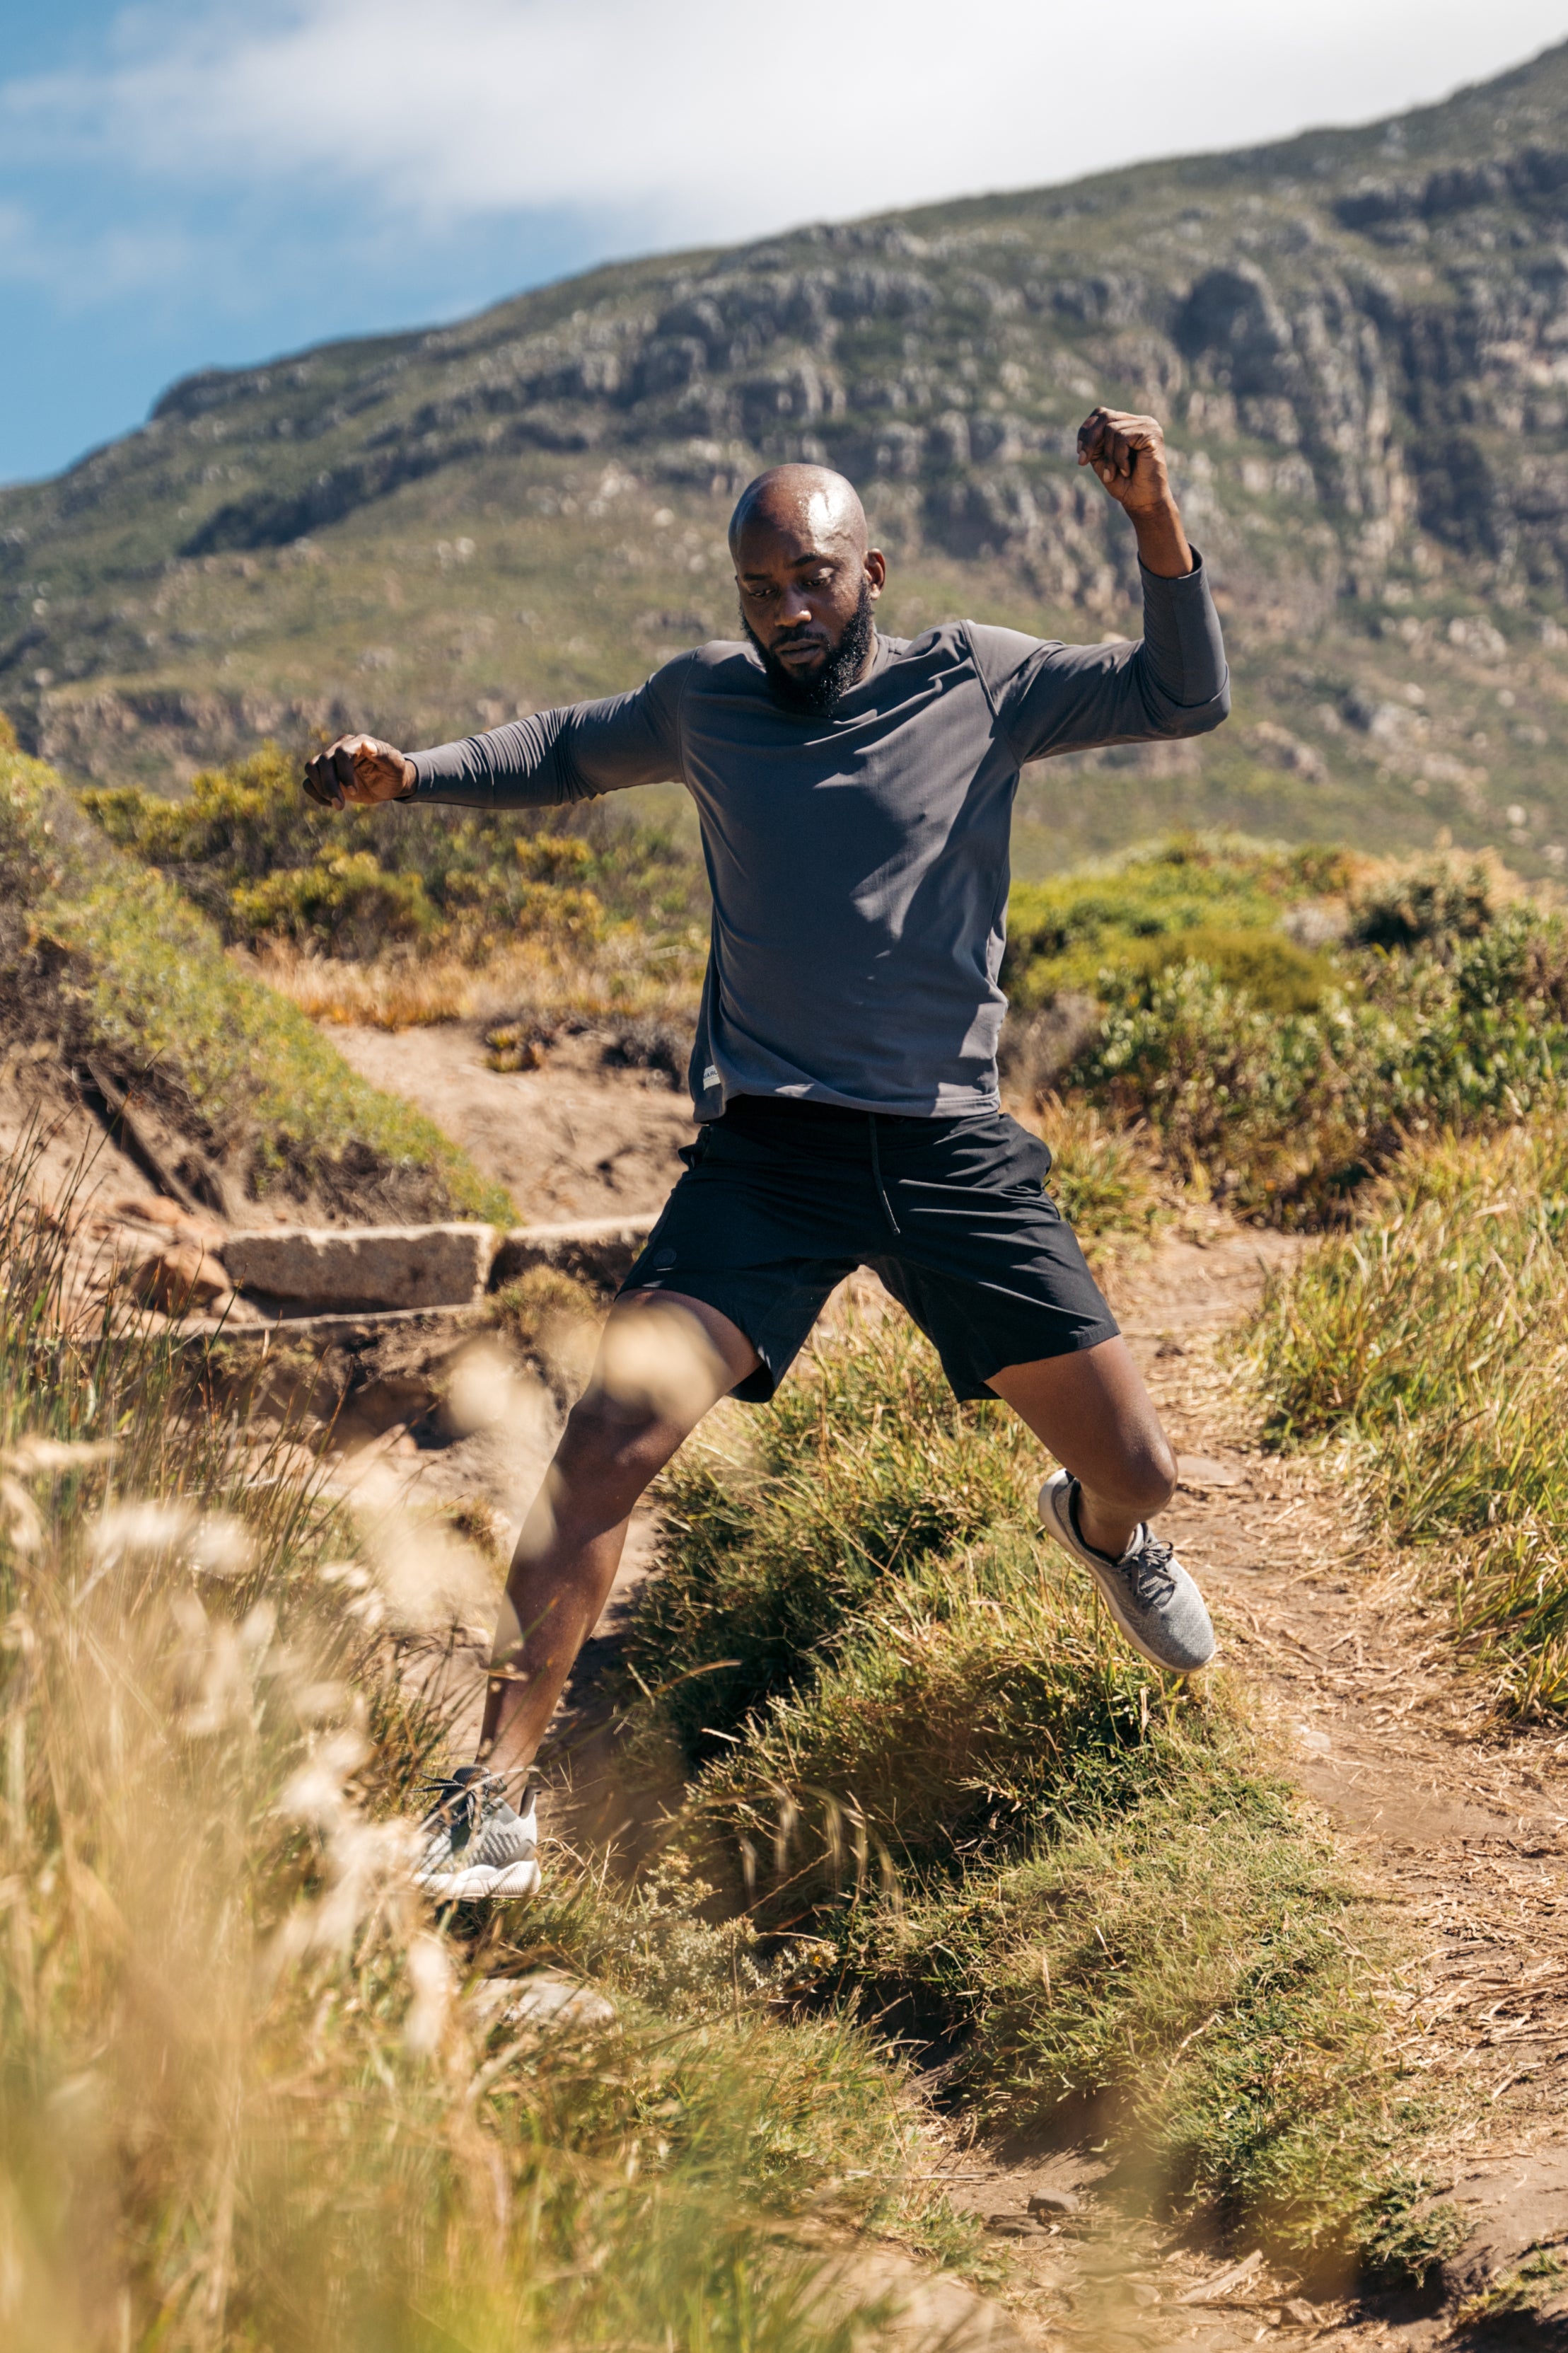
[867,1112,902,1235]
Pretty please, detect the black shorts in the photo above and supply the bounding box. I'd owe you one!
[619,1096,1119,1404]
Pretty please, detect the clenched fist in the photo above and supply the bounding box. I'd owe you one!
[1076,406,1192,578]
[302,734,416,809]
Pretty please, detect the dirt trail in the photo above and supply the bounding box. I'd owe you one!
[326,1018,695,1222]
[941,1217,1568,2352]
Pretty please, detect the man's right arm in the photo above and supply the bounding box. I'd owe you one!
[302,657,690,811]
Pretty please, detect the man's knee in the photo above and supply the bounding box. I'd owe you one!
[1115,1428,1178,1518]
[552,1392,675,1513]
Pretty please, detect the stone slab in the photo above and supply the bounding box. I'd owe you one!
[490,1213,656,1295]
[222,1222,499,1311]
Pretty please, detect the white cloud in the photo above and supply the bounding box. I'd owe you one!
[6,0,1568,253]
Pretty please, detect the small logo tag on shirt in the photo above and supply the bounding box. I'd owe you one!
[702,1065,720,1089]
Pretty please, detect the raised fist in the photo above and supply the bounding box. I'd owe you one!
[1076,407,1175,518]
[302,734,415,809]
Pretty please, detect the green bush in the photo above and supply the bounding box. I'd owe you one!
[230,846,439,953]
[1003,834,1349,1010]
[83,743,699,963]
[1075,906,1568,1222]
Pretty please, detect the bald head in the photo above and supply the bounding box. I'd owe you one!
[728,465,885,713]
[728,464,869,558]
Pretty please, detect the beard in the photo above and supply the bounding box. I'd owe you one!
[742,580,878,716]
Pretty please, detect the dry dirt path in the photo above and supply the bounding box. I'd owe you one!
[326,1017,695,1222]
[936,1215,1568,2353]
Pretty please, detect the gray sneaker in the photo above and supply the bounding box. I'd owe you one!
[413,1766,542,1903]
[1039,1470,1216,1674]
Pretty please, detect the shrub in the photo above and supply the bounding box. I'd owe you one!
[230,848,438,954]
[83,744,697,966]
[1002,833,1345,1011]
[1345,854,1499,949]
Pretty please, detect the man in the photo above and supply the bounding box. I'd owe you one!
[304,406,1229,1903]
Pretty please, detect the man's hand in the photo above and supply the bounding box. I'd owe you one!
[302,734,416,809]
[1076,407,1193,577]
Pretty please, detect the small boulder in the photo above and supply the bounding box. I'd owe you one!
[1027,2187,1081,2218]
[128,1244,233,1315]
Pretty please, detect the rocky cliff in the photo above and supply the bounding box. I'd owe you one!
[8,40,1568,871]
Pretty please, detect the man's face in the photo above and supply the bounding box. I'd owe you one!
[731,494,885,698]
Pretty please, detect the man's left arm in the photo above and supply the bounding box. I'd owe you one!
[980,407,1230,759]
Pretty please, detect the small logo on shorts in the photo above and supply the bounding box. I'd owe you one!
[702,1065,720,1089]
[651,1247,678,1271]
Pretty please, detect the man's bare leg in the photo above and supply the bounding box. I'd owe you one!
[477,1290,760,1783]
[990,1336,1214,1672]
[989,1335,1175,1552]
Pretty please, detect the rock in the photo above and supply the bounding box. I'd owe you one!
[489,1214,657,1295]
[1026,2187,1081,2218]
[466,1972,617,2033]
[127,1244,233,1314]
[111,1193,228,1254]
[223,1223,499,1311]
[1282,2299,1319,2328]
[1177,1455,1247,1492]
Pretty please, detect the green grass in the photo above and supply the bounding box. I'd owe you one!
[1003,836,1354,1011]
[1248,1115,1568,1713]
[620,1316,1454,2286]
[0,740,513,1220]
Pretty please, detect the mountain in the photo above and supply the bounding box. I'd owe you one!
[8,42,1568,874]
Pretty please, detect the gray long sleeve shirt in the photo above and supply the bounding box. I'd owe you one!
[410,557,1229,1121]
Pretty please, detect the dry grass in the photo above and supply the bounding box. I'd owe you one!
[252,933,704,1031]
[0,1138,973,2349]
[1248,1114,1568,1712]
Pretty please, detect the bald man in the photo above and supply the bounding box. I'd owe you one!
[305,407,1230,1904]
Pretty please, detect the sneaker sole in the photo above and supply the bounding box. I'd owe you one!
[1039,1475,1214,1675]
[416,1858,542,1903]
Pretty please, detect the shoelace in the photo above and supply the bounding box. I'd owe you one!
[1121,1530,1178,1612]
[419,1769,504,1833]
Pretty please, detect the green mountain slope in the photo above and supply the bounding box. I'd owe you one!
[8,42,1568,874]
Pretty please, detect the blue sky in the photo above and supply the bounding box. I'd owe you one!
[5,0,1568,490]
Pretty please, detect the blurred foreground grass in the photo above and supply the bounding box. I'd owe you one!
[0,1134,968,2349]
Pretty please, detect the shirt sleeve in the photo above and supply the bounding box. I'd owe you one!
[968,553,1231,765]
[407,652,691,808]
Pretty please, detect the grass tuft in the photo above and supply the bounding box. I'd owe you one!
[1248,1114,1568,1711]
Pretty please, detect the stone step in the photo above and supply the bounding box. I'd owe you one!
[221,1222,499,1311]
[490,1213,656,1293]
